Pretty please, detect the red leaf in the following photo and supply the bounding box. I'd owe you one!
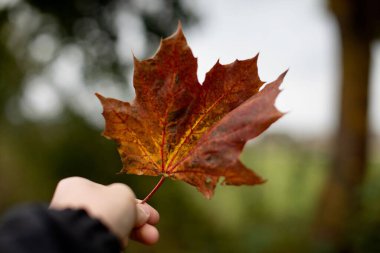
[96,24,286,200]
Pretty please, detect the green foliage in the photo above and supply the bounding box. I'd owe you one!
[126,136,330,253]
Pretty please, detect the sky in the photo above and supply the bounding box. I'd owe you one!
[184,0,380,138]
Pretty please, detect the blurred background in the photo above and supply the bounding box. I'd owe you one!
[0,0,380,252]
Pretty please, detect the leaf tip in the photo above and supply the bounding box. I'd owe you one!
[133,53,141,67]
[177,20,183,32]
[253,52,260,63]
[202,190,214,200]
[167,20,185,41]
[131,50,139,61]
[274,69,289,90]
[95,92,105,103]
[281,69,289,79]
[268,69,288,91]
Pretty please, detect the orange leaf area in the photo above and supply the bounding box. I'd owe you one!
[96,24,286,199]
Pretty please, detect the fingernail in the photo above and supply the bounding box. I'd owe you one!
[137,204,150,218]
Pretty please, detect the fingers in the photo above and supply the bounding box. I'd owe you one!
[136,202,160,225]
[50,177,161,247]
[136,200,159,225]
[132,201,160,245]
[135,205,150,227]
[130,224,160,245]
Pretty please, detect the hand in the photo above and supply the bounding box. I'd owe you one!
[49,177,160,247]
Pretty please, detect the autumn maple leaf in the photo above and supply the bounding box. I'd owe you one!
[96,24,286,202]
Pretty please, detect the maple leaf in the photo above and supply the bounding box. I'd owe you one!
[96,24,286,201]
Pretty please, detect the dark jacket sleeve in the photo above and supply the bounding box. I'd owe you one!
[0,204,121,253]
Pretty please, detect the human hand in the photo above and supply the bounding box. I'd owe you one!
[49,177,159,247]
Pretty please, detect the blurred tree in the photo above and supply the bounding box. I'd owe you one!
[0,0,197,213]
[314,0,380,252]
[0,0,197,119]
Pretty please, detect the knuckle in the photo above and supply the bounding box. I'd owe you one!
[109,183,135,199]
[57,177,81,188]
[56,177,91,193]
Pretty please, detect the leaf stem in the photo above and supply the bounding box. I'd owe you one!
[141,176,166,203]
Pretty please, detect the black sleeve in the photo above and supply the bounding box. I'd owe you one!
[0,204,121,253]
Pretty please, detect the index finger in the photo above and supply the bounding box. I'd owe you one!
[136,200,160,225]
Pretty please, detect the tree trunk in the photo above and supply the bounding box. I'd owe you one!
[313,2,371,252]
